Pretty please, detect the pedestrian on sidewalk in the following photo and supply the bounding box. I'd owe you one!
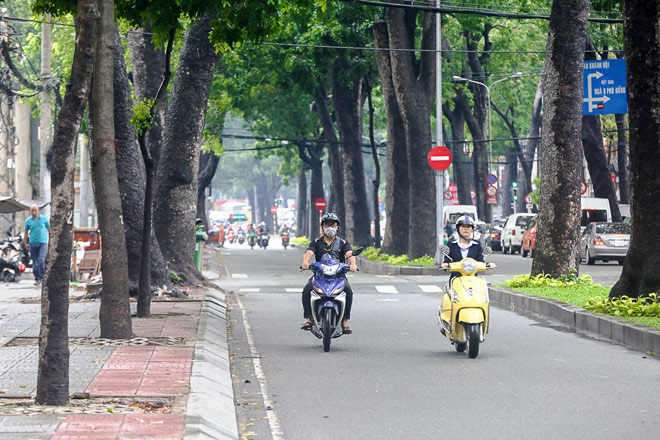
[23,204,49,286]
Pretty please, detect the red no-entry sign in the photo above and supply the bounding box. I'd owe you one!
[314,198,327,211]
[427,146,453,171]
[270,206,278,214]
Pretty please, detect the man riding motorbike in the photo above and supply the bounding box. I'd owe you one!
[300,212,357,334]
[441,216,496,278]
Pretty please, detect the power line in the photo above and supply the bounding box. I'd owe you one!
[335,0,623,24]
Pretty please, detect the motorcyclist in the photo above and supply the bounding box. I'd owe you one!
[247,223,256,234]
[440,215,496,280]
[300,212,357,334]
[279,223,290,235]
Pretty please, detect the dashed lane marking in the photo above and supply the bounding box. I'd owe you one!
[285,288,300,293]
[232,273,248,278]
[239,288,260,293]
[377,298,400,302]
[419,285,442,293]
[375,285,398,294]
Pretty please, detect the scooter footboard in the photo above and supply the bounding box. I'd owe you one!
[457,308,485,324]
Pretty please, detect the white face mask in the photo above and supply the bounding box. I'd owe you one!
[324,227,338,238]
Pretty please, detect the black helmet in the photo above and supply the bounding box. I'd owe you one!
[321,212,340,225]
[456,215,475,228]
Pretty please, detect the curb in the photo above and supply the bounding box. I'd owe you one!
[184,288,238,440]
[356,256,437,276]
[489,286,660,355]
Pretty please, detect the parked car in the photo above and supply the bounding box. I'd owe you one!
[486,220,505,251]
[580,222,630,265]
[521,218,537,258]
[473,220,489,248]
[501,213,537,254]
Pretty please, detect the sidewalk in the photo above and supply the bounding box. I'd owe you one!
[0,249,237,440]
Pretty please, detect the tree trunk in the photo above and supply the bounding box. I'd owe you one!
[502,146,517,216]
[112,29,145,295]
[36,0,99,406]
[373,19,409,255]
[153,13,220,283]
[518,79,544,213]
[366,78,382,247]
[331,61,372,248]
[91,0,132,338]
[531,0,589,278]
[385,6,436,259]
[582,38,622,222]
[296,170,307,237]
[610,0,660,298]
[313,86,345,226]
[444,96,472,206]
[615,113,630,204]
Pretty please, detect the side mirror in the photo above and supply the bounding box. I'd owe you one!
[440,245,450,256]
[352,247,364,256]
[483,246,492,257]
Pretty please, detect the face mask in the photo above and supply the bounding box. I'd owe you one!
[324,227,338,237]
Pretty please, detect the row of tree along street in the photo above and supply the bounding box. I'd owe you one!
[2,0,659,406]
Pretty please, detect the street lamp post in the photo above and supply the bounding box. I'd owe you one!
[452,72,523,174]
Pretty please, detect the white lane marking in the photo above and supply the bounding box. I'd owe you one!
[377,298,400,302]
[375,285,398,294]
[236,295,284,440]
[239,288,260,293]
[232,273,248,278]
[376,275,394,278]
[419,285,442,293]
[285,288,300,293]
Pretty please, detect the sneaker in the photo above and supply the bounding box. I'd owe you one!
[34,280,41,286]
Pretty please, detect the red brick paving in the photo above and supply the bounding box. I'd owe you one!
[51,414,185,439]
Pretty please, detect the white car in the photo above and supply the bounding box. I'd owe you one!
[501,213,537,254]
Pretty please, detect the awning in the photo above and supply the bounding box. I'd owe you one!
[0,197,50,214]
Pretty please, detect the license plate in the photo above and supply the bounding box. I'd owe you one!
[613,240,628,247]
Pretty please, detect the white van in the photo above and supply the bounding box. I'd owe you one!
[581,198,612,229]
[443,205,479,225]
[501,213,537,254]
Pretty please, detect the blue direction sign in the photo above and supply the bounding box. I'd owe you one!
[583,59,627,115]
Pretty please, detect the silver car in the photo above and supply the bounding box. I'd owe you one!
[580,222,630,265]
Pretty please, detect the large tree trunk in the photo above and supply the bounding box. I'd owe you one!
[386,6,436,259]
[615,114,630,204]
[36,0,99,406]
[313,86,345,226]
[610,0,660,298]
[531,0,589,278]
[112,29,145,294]
[373,19,409,256]
[331,61,372,248]
[444,96,472,206]
[295,170,307,237]
[582,38,622,222]
[366,78,382,247]
[153,13,220,283]
[517,79,544,213]
[91,0,132,338]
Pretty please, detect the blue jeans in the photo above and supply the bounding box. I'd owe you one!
[29,243,48,281]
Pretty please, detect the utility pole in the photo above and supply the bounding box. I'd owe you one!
[40,14,52,215]
[79,135,89,226]
[434,0,444,264]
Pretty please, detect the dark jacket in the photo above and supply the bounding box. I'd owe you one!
[443,239,484,277]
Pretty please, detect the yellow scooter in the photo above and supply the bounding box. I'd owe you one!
[438,245,493,358]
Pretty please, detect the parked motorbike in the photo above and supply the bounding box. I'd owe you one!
[301,247,363,352]
[247,231,257,249]
[438,245,493,359]
[258,232,269,249]
[0,237,27,282]
[281,231,290,249]
[237,229,246,245]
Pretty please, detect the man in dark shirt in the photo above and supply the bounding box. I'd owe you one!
[300,212,357,334]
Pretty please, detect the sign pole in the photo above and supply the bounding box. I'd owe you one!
[435,0,444,265]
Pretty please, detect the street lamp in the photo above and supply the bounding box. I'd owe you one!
[452,72,523,173]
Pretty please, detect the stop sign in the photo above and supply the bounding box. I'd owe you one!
[314,198,327,211]
[270,206,278,214]
[427,146,453,171]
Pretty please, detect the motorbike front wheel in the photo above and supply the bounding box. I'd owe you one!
[322,308,334,352]
[467,323,480,359]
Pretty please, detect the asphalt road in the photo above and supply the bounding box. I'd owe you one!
[216,238,658,440]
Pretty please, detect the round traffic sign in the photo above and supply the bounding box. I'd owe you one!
[486,173,498,185]
[597,102,604,110]
[580,180,588,195]
[427,146,453,171]
[524,194,532,204]
[270,206,278,214]
[314,197,327,211]
[486,185,497,196]
[443,190,453,200]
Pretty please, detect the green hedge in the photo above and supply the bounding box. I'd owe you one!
[361,247,435,267]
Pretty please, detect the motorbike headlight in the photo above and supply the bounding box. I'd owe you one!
[321,264,338,276]
[462,259,477,274]
[313,285,324,294]
[332,287,344,295]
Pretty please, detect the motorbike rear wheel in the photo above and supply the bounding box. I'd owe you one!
[322,308,334,352]
[467,324,480,359]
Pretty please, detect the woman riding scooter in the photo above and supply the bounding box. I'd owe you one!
[441,216,497,276]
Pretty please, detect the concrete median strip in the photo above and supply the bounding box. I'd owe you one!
[184,288,238,440]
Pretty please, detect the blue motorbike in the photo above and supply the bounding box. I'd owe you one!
[303,248,362,352]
